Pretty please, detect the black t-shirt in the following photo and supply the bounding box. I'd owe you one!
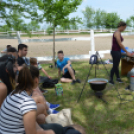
[17,55,25,66]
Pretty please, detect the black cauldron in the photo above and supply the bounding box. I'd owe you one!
[88,78,108,97]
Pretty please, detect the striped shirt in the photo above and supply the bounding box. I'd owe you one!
[0,91,37,134]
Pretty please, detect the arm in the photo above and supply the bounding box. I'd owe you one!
[41,68,51,79]
[1,51,7,54]
[115,32,132,57]
[23,110,55,134]
[62,60,71,74]
[18,64,25,71]
[63,60,71,70]
[0,83,7,108]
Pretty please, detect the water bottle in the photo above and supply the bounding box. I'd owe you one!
[130,67,134,91]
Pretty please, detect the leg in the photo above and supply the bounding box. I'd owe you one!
[67,66,76,80]
[39,123,64,134]
[110,51,121,80]
[60,78,72,83]
[110,51,115,80]
[36,103,45,116]
[32,96,48,116]
[114,52,121,78]
[37,114,46,125]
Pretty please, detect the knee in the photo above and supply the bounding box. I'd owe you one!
[37,114,46,124]
[60,78,65,82]
[67,65,71,69]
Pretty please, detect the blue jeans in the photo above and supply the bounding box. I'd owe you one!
[39,123,64,134]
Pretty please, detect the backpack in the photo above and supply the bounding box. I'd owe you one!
[42,77,58,88]
[89,54,98,64]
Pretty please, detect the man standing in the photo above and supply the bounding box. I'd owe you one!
[57,50,81,85]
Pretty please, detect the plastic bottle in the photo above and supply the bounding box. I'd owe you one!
[130,67,134,91]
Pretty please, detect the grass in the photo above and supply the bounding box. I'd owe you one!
[40,61,134,134]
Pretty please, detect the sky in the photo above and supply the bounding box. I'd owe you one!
[1,0,134,29]
[41,0,134,29]
[70,0,134,20]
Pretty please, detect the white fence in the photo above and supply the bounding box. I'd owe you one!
[0,28,133,36]
[1,30,134,60]
[15,30,134,61]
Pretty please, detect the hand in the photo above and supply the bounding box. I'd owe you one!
[126,51,132,57]
[48,76,52,79]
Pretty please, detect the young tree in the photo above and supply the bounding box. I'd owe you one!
[130,16,134,29]
[94,9,107,29]
[104,13,121,29]
[0,0,39,33]
[36,0,83,67]
[126,18,132,27]
[82,7,95,29]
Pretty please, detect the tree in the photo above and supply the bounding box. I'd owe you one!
[36,0,83,67]
[26,21,40,32]
[0,25,12,32]
[130,16,134,29]
[94,9,107,29]
[0,0,39,33]
[82,7,95,29]
[104,13,121,28]
[126,18,132,27]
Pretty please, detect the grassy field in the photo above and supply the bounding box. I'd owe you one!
[40,61,134,134]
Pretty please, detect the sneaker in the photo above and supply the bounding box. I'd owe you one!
[71,80,76,85]
[49,104,60,110]
[48,109,59,114]
[76,79,81,83]
[116,78,123,83]
[52,109,59,114]
[109,80,114,85]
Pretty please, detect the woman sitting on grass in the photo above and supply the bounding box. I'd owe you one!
[0,55,18,107]
[0,66,55,134]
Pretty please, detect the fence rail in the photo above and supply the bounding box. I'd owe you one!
[0,28,133,36]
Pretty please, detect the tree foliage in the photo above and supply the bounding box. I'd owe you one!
[104,13,121,28]
[0,0,39,32]
[82,7,128,29]
[35,0,83,66]
[82,7,95,29]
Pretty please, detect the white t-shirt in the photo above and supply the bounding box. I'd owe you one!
[0,91,37,134]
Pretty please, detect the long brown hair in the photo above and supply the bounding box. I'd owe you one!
[12,66,34,95]
[12,65,39,95]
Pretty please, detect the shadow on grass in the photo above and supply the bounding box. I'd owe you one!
[41,62,134,134]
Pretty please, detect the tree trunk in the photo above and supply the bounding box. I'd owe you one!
[53,26,55,68]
